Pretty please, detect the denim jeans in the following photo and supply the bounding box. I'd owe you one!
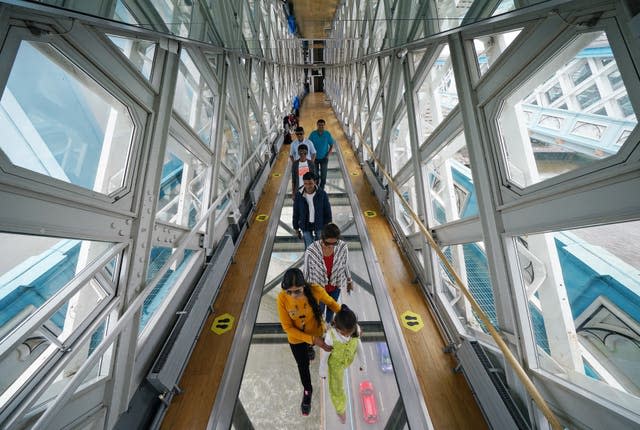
[315,157,329,190]
[302,229,322,249]
[319,288,341,324]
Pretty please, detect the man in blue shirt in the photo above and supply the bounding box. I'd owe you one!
[308,119,335,189]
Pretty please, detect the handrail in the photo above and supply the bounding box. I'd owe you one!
[351,127,564,430]
[21,123,281,430]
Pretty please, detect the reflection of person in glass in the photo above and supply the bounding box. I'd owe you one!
[319,306,365,424]
[277,268,341,416]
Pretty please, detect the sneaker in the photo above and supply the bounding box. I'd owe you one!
[301,390,312,416]
[307,345,315,361]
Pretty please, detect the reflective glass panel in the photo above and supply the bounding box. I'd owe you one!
[150,0,192,37]
[0,234,113,404]
[1,41,135,194]
[389,112,410,175]
[371,103,383,152]
[140,247,198,330]
[515,221,640,405]
[394,177,418,235]
[107,34,155,80]
[113,0,138,25]
[415,44,458,143]
[0,234,112,340]
[498,31,638,187]
[439,242,495,333]
[174,50,214,145]
[13,318,113,418]
[248,109,260,147]
[425,132,477,226]
[473,29,522,77]
[221,118,241,173]
[156,136,206,229]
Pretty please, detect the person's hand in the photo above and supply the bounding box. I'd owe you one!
[346,281,353,294]
[291,193,295,201]
[296,229,302,239]
[313,336,332,352]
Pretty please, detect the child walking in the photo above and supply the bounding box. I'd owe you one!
[319,306,366,424]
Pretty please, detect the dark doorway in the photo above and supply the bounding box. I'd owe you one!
[313,75,324,92]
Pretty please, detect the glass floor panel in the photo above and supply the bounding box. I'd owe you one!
[232,153,408,429]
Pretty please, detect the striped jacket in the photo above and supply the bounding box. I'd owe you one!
[303,239,351,289]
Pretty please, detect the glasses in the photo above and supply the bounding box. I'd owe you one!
[299,151,308,155]
[285,287,304,296]
[295,132,304,136]
[322,239,338,247]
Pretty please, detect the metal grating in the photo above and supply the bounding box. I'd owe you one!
[148,235,234,391]
[456,340,532,430]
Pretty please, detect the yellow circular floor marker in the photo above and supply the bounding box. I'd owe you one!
[273,172,282,177]
[256,214,269,222]
[400,311,424,332]
[211,313,235,335]
[351,171,359,176]
[364,210,377,218]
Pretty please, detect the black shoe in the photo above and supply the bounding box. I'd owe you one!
[301,390,312,416]
[307,345,315,361]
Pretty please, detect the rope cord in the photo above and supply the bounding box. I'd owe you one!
[355,136,563,430]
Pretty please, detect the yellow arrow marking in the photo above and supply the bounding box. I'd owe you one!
[364,210,377,218]
[211,313,235,335]
[256,214,269,222]
[273,173,282,177]
[351,171,359,176]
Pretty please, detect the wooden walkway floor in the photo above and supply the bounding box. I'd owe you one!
[161,92,488,429]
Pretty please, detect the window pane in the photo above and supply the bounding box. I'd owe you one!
[150,0,192,38]
[576,84,601,109]
[0,41,135,194]
[11,318,113,418]
[440,242,495,333]
[515,221,640,402]
[221,118,241,173]
[394,177,418,235]
[173,50,214,145]
[248,109,260,147]
[140,247,197,330]
[0,234,113,402]
[608,69,623,90]
[497,31,638,187]
[371,103,384,152]
[473,29,522,77]
[570,61,592,86]
[0,235,112,339]
[415,44,458,143]
[107,34,155,80]
[425,132,476,225]
[545,83,563,103]
[156,136,206,229]
[113,0,138,25]
[390,113,411,174]
[367,60,380,103]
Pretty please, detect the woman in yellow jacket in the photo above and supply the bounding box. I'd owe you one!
[277,267,341,416]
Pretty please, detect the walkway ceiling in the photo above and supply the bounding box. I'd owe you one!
[290,0,340,39]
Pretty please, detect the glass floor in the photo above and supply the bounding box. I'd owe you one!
[231,155,409,429]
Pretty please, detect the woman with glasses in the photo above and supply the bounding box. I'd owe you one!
[303,223,353,324]
[277,268,342,416]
